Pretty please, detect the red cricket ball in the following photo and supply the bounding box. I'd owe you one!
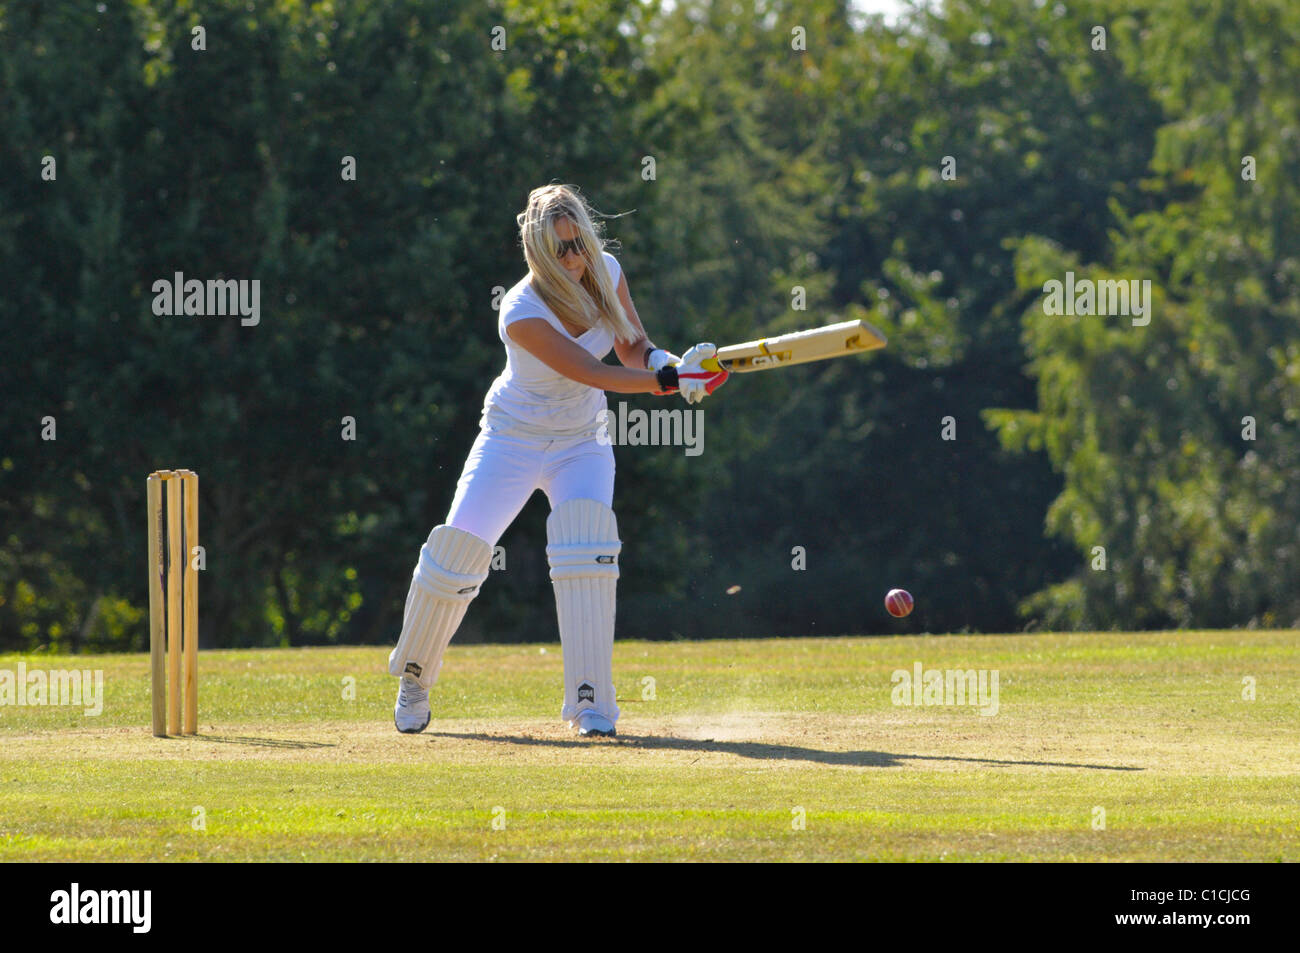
[885,588,914,618]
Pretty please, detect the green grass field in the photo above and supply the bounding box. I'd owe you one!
[1,631,1297,861]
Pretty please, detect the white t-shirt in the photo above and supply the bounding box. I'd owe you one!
[480,251,623,437]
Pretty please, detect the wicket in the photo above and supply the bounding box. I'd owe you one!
[148,469,199,736]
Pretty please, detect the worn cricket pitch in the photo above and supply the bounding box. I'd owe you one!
[1,631,1297,861]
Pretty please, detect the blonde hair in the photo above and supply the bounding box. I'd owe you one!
[516,184,638,344]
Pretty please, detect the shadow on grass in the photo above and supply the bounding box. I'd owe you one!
[429,731,1140,771]
[196,735,336,749]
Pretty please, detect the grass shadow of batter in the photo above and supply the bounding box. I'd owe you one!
[428,731,1140,771]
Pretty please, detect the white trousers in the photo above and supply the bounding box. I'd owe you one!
[445,424,615,545]
[444,423,620,723]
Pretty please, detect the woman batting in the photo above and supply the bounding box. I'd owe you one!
[389,184,729,737]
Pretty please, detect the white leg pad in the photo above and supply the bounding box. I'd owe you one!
[547,499,621,724]
[388,525,493,689]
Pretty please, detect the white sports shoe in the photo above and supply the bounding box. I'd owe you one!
[393,675,431,734]
[572,710,616,738]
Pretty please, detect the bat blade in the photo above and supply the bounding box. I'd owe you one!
[713,319,886,373]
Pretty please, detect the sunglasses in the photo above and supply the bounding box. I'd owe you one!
[555,236,586,259]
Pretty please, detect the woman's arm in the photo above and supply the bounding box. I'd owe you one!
[610,272,662,369]
[506,318,662,393]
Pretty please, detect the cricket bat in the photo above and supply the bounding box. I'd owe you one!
[704,319,887,373]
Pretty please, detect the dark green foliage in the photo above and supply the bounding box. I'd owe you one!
[2,0,1293,649]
